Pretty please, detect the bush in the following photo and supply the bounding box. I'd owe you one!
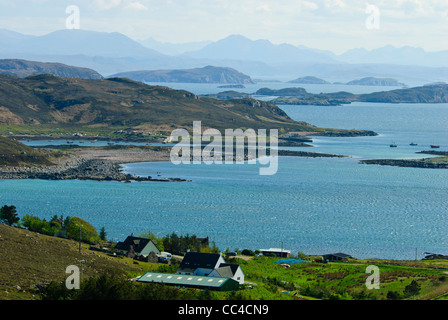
[241,249,255,256]
[403,280,421,298]
[65,216,100,244]
[21,214,60,236]
[386,290,402,300]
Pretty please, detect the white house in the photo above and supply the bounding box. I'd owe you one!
[177,252,245,284]
[208,263,245,284]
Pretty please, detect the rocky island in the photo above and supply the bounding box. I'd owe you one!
[110,65,254,84]
[359,151,448,169]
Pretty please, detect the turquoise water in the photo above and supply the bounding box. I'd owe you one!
[1,94,447,260]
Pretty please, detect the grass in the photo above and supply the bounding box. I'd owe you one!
[224,256,448,300]
[0,136,62,167]
[1,222,447,300]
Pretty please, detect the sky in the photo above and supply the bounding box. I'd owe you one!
[0,0,447,54]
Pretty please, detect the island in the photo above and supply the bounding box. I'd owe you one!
[346,77,406,87]
[109,65,254,84]
[271,84,448,105]
[288,76,330,84]
[359,151,448,169]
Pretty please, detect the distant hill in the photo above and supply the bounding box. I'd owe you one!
[139,37,212,55]
[346,77,405,87]
[0,59,103,79]
[110,66,254,84]
[0,29,446,83]
[0,29,165,59]
[182,34,337,64]
[288,76,330,84]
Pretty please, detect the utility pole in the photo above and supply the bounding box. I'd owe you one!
[80,259,85,285]
[79,225,82,254]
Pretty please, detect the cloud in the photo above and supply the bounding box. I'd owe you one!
[125,1,148,11]
[93,0,122,11]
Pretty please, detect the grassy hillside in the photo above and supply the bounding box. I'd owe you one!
[0,136,56,167]
[0,74,374,137]
[0,223,141,300]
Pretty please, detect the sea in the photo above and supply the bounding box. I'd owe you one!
[2,82,447,260]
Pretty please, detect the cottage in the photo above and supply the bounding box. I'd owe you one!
[423,253,448,260]
[208,263,245,284]
[177,252,245,284]
[115,235,160,258]
[177,252,225,276]
[321,253,353,262]
[259,248,291,258]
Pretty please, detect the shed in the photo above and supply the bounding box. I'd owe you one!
[137,272,240,291]
[259,248,291,258]
[322,253,353,262]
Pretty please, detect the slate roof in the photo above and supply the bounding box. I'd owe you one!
[115,236,156,254]
[178,252,222,270]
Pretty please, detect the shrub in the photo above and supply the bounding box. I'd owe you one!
[65,216,100,244]
[403,280,421,298]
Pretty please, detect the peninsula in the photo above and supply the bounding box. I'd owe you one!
[0,73,377,137]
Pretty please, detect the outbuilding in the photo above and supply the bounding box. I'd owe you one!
[259,248,291,258]
[321,253,353,262]
[137,272,240,291]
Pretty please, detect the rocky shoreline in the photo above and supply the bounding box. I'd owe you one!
[0,147,189,182]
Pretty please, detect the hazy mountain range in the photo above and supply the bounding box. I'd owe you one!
[0,29,447,85]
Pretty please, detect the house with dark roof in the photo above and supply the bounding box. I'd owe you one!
[322,253,353,262]
[115,235,160,258]
[177,252,225,276]
[177,252,245,284]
